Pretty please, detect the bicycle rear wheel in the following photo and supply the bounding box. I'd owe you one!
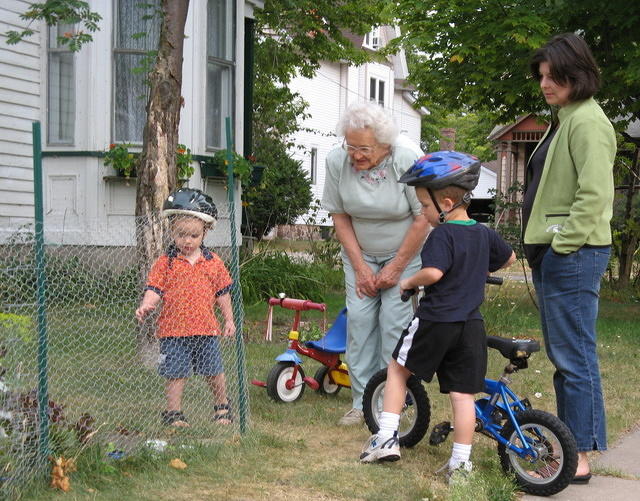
[498,409,577,496]
[362,368,430,448]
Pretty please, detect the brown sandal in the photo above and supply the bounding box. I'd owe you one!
[213,403,233,424]
[161,410,190,427]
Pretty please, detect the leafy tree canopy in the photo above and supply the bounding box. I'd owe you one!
[4,0,101,52]
[255,0,392,85]
[394,0,640,125]
[421,105,496,161]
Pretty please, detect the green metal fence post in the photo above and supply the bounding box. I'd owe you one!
[32,121,50,459]
[225,117,248,433]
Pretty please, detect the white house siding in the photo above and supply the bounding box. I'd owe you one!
[474,166,497,199]
[0,0,41,227]
[393,92,421,145]
[0,0,256,246]
[288,62,343,225]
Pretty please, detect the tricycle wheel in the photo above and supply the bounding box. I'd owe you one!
[314,366,341,396]
[362,368,430,448]
[498,409,577,496]
[266,362,306,403]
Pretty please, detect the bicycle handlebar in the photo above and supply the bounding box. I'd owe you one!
[400,275,503,303]
[400,288,417,302]
[267,297,327,312]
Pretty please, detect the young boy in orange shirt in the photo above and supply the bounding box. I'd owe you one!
[136,188,235,426]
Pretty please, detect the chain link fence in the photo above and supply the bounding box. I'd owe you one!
[0,207,249,498]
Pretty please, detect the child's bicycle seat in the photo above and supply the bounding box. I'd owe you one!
[487,336,540,361]
[306,308,347,354]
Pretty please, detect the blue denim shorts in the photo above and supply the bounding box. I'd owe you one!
[158,336,224,378]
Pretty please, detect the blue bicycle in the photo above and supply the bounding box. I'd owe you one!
[362,279,578,496]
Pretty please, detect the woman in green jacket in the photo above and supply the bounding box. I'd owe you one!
[523,33,616,484]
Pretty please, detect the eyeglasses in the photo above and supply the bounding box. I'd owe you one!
[342,142,378,156]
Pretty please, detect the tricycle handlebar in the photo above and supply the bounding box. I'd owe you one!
[267,297,327,312]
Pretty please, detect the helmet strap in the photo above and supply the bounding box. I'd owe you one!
[428,188,448,224]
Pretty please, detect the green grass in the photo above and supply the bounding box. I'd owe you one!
[13,279,640,501]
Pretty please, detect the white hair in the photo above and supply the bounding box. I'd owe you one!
[336,102,399,145]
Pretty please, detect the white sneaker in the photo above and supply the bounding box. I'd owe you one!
[445,461,473,485]
[337,408,364,426]
[359,433,400,463]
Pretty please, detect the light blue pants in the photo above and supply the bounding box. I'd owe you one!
[342,249,421,410]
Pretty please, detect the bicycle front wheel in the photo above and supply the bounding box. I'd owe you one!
[497,409,577,496]
[362,368,430,448]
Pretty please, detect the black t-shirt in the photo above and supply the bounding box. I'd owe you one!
[522,124,557,268]
[416,221,513,322]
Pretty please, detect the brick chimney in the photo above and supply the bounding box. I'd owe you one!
[439,128,456,151]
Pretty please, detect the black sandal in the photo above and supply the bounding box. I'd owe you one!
[161,410,190,427]
[213,403,233,423]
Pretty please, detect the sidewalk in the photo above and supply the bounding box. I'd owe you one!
[521,425,640,501]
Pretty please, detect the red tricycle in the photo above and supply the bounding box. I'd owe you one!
[251,296,350,403]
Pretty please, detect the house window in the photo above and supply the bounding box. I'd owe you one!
[113,0,161,143]
[369,77,385,107]
[310,147,318,184]
[47,24,75,144]
[206,0,235,149]
[364,27,380,50]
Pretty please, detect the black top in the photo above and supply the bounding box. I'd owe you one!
[416,222,513,322]
[522,124,557,268]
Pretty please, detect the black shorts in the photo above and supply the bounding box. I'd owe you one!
[392,317,487,394]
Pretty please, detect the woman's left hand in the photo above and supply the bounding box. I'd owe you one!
[375,262,402,290]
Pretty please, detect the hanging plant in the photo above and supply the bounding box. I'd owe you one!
[103,143,138,178]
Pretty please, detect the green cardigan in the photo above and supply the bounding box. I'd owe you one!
[523,97,616,254]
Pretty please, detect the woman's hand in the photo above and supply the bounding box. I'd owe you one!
[355,265,378,298]
[375,261,402,290]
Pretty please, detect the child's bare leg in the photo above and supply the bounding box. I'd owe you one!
[450,391,475,444]
[359,360,408,462]
[383,359,411,414]
[205,373,231,424]
[375,359,411,439]
[448,391,475,470]
[163,378,190,427]
[166,378,187,411]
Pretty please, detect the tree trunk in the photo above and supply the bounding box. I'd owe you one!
[135,0,190,348]
[617,144,640,287]
[135,0,190,268]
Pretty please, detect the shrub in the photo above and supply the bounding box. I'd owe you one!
[242,148,313,239]
[240,251,341,305]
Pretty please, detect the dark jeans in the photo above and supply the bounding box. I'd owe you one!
[532,246,610,452]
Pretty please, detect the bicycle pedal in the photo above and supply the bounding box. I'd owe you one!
[429,421,452,446]
[303,376,320,390]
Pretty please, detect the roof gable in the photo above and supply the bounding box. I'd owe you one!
[488,113,548,141]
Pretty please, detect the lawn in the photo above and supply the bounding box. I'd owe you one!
[18,277,640,501]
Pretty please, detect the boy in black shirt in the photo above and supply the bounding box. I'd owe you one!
[360,151,515,482]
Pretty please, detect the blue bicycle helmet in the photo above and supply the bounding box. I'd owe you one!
[163,188,218,225]
[399,151,481,191]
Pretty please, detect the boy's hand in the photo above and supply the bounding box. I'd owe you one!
[135,303,155,322]
[399,278,412,292]
[222,322,236,337]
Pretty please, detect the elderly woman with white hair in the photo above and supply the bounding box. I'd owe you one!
[322,102,430,425]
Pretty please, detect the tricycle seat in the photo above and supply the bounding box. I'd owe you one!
[306,308,347,354]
